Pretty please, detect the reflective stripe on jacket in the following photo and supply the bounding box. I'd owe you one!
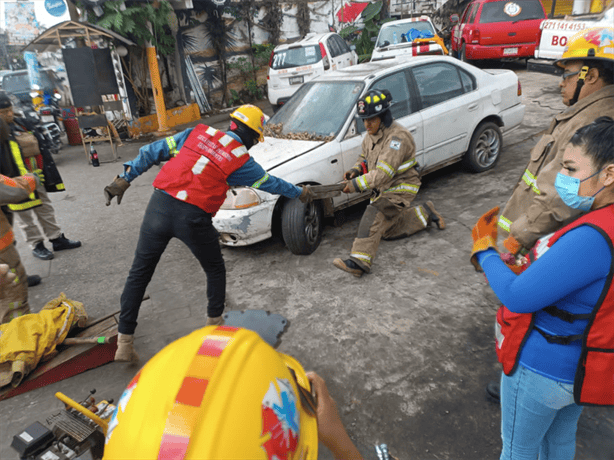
[6,140,41,212]
[152,125,250,215]
[495,204,614,406]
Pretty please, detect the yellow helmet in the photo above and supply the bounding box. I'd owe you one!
[103,326,318,460]
[230,104,266,142]
[555,27,614,68]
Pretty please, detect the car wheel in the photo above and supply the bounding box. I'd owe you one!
[462,122,502,173]
[460,43,472,64]
[281,198,323,255]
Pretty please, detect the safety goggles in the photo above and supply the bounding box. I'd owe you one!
[561,69,581,81]
[288,367,317,417]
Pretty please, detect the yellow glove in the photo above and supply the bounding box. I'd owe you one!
[33,169,45,184]
[470,207,500,271]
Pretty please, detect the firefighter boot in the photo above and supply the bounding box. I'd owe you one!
[425,201,445,230]
[50,234,82,251]
[206,315,225,326]
[333,258,365,277]
[114,333,139,362]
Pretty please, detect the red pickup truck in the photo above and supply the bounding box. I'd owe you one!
[451,0,547,62]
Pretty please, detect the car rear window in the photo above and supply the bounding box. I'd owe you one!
[271,45,322,70]
[2,71,56,93]
[377,21,435,47]
[479,0,545,23]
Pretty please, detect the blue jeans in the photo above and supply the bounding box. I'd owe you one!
[118,190,226,335]
[500,365,584,460]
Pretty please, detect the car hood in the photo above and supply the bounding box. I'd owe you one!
[249,137,324,171]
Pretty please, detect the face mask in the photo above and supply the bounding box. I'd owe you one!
[555,169,604,211]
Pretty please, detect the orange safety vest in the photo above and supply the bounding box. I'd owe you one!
[152,125,250,216]
[6,140,41,212]
[495,204,614,406]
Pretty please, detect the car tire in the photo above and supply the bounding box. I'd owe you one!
[281,198,323,255]
[462,122,502,173]
[460,43,472,64]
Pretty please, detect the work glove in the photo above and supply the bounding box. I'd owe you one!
[503,235,528,256]
[33,169,45,184]
[470,206,500,272]
[344,169,360,180]
[25,172,41,189]
[299,185,315,203]
[104,176,131,206]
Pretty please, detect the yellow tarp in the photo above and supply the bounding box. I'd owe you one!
[0,293,87,388]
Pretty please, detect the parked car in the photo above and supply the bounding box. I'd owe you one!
[528,6,613,74]
[215,56,525,255]
[0,68,68,105]
[371,16,448,61]
[267,32,358,110]
[451,0,547,62]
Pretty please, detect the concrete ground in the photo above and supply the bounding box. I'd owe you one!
[1,66,612,459]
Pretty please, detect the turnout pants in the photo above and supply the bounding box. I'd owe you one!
[350,198,430,273]
[0,244,30,324]
[15,186,62,248]
[118,190,226,335]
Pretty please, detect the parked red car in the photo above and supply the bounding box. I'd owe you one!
[451,0,547,62]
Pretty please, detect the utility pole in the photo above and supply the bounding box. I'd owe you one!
[147,1,170,133]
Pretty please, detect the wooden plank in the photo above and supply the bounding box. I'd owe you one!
[0,317,119,401]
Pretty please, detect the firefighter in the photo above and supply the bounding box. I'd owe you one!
[104,105,315,362]
[103,326,365,459]
[0,91,81,261]
[0,168,40,324]
[486,26,614,402]
[333,89,445,277]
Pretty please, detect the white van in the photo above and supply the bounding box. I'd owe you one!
[267,32,358,110]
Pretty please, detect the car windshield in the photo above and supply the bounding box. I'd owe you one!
[479,0,545,23]
[266,81,364,140]
[271,45,322,70]
[2,71,56,93]
[376,21,435,47]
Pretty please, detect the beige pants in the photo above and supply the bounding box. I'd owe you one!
[350,198,430,273]
[15,186,62,248]
[0,244,30,324]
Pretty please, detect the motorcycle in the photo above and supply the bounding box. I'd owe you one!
[13,99,62,155]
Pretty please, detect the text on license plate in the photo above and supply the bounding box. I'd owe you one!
[41,115,55,123]
[289,76,304,85]
[503,47,518,55]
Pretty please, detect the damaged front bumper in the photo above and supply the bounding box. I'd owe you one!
[213,198,277,247]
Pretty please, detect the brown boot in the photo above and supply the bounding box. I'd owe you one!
[333,258,365,277]
[425,201,445,230]
[114,333,139,362]
[206,315,225,326]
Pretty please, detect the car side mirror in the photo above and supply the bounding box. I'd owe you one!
[449,14,459,25]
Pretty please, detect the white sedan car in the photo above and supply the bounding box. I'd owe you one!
[214,56,525,255]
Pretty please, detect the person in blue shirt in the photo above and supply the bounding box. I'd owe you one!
[103,105,313,361]
[471,117,614,460]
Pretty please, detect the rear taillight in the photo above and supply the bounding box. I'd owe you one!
[268,51,274,67]
[319,42,327,58]
[472,28,480,44]
[518,80,522,96]
[41,108,52,115]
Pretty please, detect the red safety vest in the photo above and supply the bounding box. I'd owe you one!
[495,204,614,406]
[152,125,250,215]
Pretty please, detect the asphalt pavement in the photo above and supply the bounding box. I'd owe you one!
[1,68,612,460]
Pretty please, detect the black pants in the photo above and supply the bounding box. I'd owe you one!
[118,190,225,334]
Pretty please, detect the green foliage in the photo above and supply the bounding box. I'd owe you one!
[228,89,241,107]
[244,79,263,100]
[83,0,176,55]
[252,43,275,66]
[338,1,390,62]
[227,57,259,78]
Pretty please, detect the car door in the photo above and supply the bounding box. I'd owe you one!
[333,35,356,68]
[453,2,476,50]
[410,62,476,170]
[326,36,344,71]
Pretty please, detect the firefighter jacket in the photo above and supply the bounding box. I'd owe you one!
[153,124,251,215]
[0,174,37,252]
[498,85,614,251]
[495,204,614,406]
[347,121,421,206]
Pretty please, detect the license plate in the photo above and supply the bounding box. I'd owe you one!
[503,47,518,55]
[41,115,54,123]
[289,76,304,85]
